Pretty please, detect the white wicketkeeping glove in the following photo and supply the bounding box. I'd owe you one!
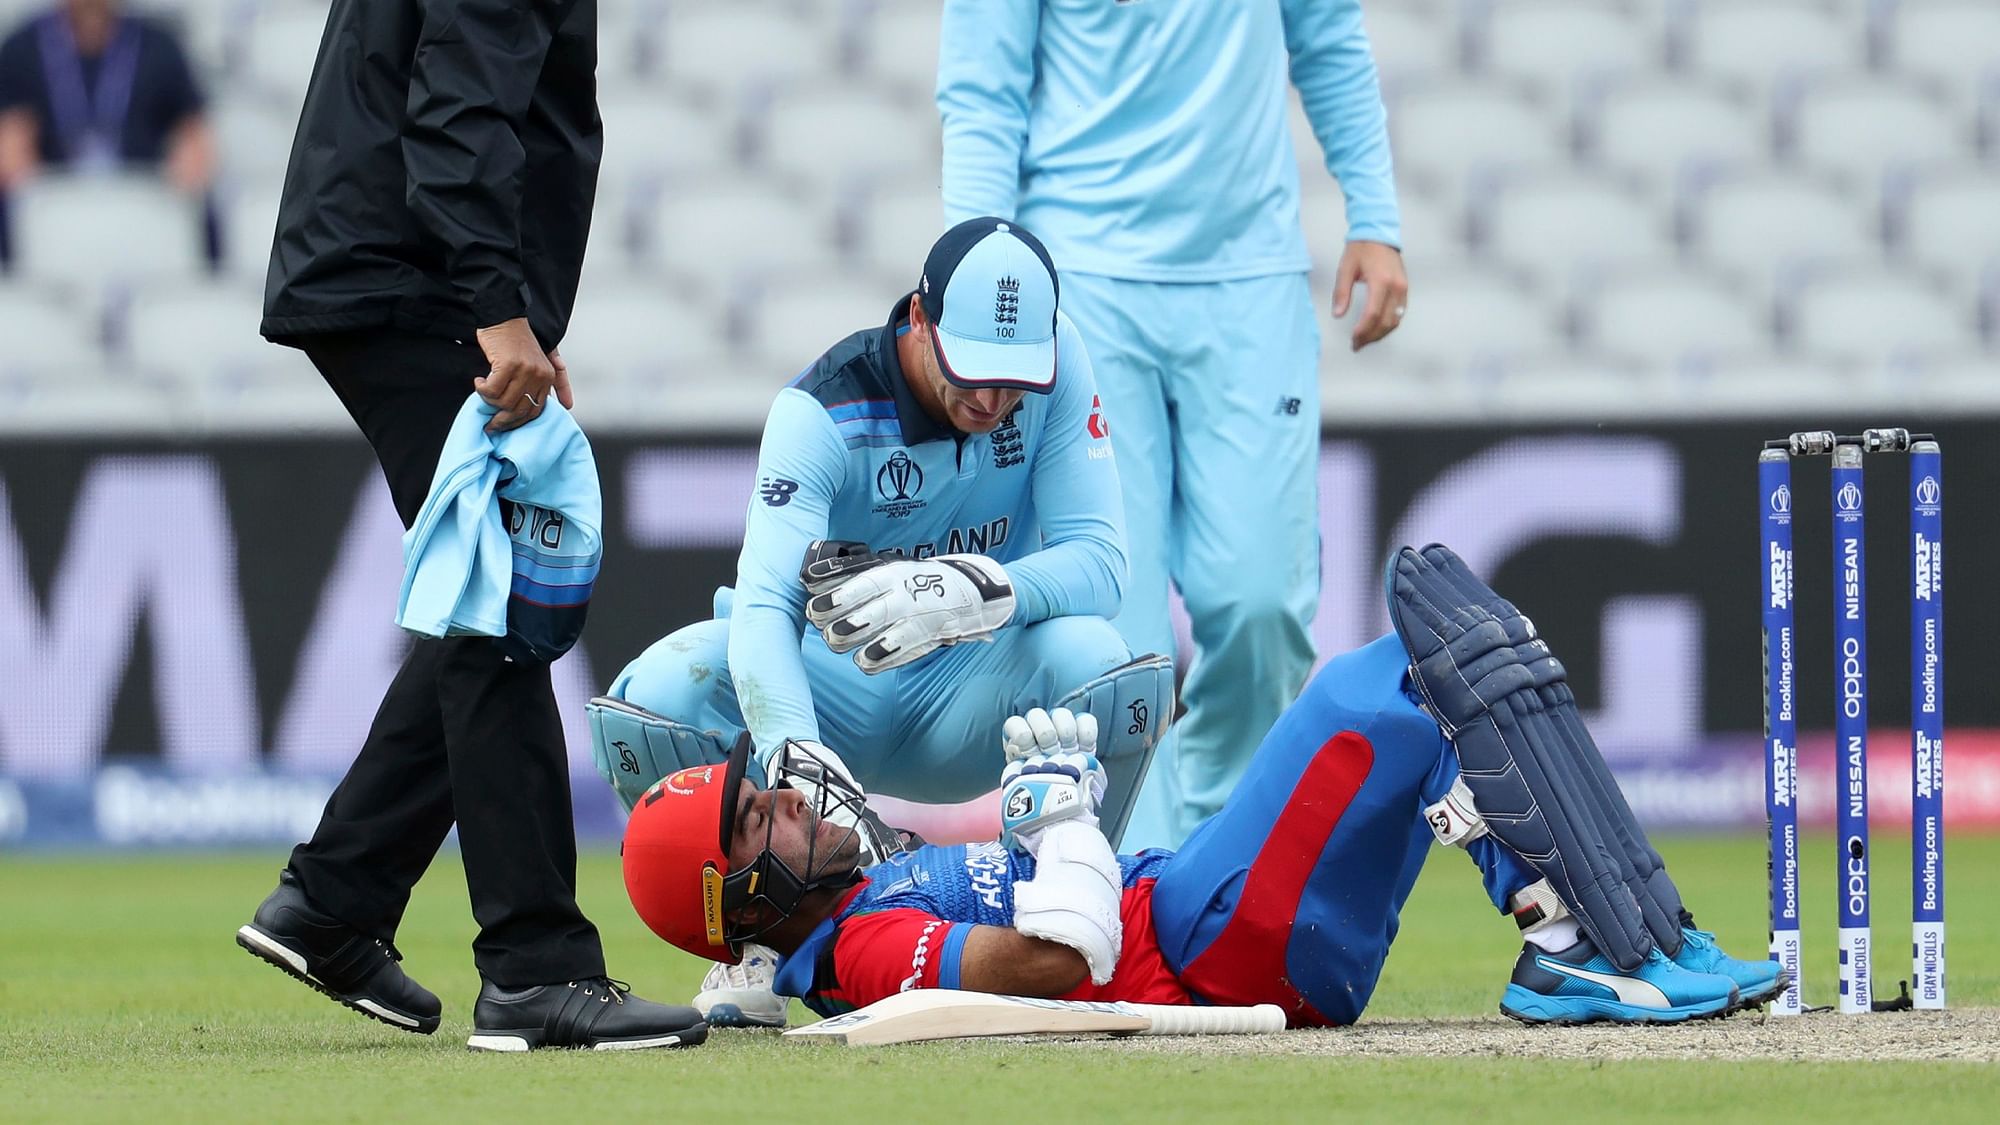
[804,554,1015,674]
[998,707,1105,854]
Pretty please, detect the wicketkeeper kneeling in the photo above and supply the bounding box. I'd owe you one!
[623,545,1787,1027]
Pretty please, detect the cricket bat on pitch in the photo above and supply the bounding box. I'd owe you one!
[782,989,1287,1047]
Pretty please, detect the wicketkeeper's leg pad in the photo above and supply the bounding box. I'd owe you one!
[587,696,734,813]
[1053,652,1175,850]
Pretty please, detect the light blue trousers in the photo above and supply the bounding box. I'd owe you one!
[608,595,1133,805]
[1062,271,1323,850]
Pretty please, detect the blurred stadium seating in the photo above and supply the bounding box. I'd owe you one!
[1,0,1994,432]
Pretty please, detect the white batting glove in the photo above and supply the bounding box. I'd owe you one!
[804,554,1015,674]
[999,708,1106,855]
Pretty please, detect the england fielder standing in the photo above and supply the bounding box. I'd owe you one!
[589,217,1172,1025]
[939,0,1411,849]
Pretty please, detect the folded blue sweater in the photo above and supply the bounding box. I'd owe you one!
[395,395,602,663]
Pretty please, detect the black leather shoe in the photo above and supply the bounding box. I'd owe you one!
[467,977,708,1051]
[235,872,442,1035]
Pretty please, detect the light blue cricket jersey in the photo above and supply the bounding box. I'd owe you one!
[728,297,1125,755]
[938,0,1401,282]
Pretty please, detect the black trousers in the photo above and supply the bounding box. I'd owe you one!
[285,331,605,988]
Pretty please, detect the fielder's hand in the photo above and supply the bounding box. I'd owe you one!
[998,707,1106,855]
[804,554,1015,674]
[1332,240,1409,352]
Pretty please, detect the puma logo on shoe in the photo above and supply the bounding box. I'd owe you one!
[1534,957,1670,1008]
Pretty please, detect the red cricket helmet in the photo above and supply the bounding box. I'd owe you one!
[620,734,755,965]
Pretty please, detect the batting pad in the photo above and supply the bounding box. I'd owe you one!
[1415,545,1688,953]
[1386,544,1656,973]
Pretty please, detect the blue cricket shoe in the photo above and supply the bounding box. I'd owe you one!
[1501,934,1739,1025]
[1671,926,1789,1011]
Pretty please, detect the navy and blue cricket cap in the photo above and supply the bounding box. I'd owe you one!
[917,216,1060,394]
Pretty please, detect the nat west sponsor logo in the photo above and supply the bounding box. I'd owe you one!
[1914,533,1939,601]
[1767,542,1792,609]
[1086,396,1114,458]
[964,840,1009,910]
[883,517,1011,561]
[873,450,928,519]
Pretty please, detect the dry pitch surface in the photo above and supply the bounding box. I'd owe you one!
[1087,1008,2000,1062]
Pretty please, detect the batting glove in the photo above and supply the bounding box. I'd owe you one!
[999,708,1106,855]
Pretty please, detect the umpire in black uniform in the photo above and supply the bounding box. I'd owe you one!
[235,0,707,1052]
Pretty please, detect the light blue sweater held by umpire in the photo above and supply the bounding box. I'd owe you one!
[395,395,602,663]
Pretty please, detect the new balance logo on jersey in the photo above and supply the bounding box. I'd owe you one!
[759,477,800,506]
[1275,396,1302,416]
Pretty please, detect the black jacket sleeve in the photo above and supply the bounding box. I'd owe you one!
[401,0,556,330]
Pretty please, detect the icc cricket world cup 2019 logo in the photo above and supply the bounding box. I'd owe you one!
[874,450,927,519]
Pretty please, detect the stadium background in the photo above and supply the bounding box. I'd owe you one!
[1,0,1996,847]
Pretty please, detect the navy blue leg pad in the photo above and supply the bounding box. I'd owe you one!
[1387,544,1657,972]
[1415,545,1688,952]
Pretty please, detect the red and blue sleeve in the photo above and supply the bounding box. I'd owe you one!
[814,908,973,1013]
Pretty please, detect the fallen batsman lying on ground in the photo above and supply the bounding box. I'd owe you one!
[621,544,1788,1027]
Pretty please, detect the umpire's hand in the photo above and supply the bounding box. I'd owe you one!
[475,318,574,433]
[1332,240,1410,352]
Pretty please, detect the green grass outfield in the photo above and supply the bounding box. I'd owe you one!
[3,833,1995,1123]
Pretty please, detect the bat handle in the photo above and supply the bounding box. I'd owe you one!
[1125,1003,1288,1035]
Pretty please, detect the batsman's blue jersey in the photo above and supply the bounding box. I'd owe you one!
[772,841,1179,1017]
[730,297,1124,757]
[938,0,1400,281]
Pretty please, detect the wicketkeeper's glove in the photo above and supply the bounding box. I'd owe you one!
[802,543,1015,675]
